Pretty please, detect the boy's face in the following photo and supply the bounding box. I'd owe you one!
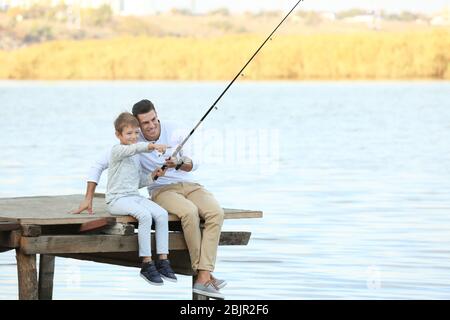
[116,125,140,145]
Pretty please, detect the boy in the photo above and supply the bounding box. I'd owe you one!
[107,112,176,285]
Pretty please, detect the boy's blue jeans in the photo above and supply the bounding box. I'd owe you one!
[108,195,169,257]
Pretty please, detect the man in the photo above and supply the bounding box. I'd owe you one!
[73,99,226,299]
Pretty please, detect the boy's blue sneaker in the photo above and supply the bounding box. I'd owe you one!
[156,259,177,282]
[140,261,164,286]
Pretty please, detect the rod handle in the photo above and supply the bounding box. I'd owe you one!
[153,164,167,181]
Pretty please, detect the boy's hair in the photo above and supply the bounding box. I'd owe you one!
[114,112,139,133]
[132,99,156,117]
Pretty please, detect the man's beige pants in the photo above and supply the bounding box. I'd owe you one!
[152,182,224,272]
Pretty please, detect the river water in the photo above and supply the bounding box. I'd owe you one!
[0,80,449,299]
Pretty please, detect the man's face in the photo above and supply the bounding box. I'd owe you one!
[136,110,160,141]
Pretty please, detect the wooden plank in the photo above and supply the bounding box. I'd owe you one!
[0,194,262,225]
[20,232,185,254]
[0,218,19,223]
[78,218,115,233]
[0,195,115,225]
[19,231,251,254]
[16,249,38,300]
[116,214,182,224]
[101,223,135,236]
[223,208,263,219]
[21,234,139,254]
[40,222,120,235]
[0,221,20,231]
[219,232,251,246]
[115,209,263,224]
[38,255,55,300]
[0,230,22,248]
[18,217,118,226]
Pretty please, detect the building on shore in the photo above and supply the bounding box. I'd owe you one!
[0,0,149,15]
[430,6,450,26]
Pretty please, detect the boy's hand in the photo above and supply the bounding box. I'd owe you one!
[151,167,167,180]
[150,144,168,154]
[71,198,94,215]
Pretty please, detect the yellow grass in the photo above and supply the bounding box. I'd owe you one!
[0,30,449,80]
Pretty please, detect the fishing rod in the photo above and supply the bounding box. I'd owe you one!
[155,0,304,180]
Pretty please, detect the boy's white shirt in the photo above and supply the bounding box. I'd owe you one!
[105,142,152,204]
[87,121,198,197]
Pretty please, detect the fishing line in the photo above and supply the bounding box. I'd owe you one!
[155,0,304,179]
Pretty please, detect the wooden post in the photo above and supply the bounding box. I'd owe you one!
[192,276,209,300]
[21,225,41,237]
[15,249,38,300]
[38,254,55,300]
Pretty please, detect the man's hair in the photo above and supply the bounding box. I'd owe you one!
[132,99,156,117]
[114,112,139,133]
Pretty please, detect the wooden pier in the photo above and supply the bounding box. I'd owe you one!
[0,194,262,300]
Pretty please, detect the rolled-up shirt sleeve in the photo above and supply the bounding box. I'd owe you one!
[111,142,149,162]
[87,148,110,184]
[180,147,199,171]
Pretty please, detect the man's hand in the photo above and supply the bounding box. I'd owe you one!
[164,156,179,169]
[71,198,94,215]
[71,182,97,215]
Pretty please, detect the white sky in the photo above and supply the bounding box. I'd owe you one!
[133,0,449,14]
